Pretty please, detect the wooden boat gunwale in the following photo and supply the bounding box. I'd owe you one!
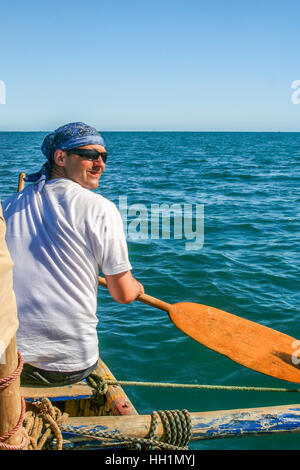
[22,358,300,448]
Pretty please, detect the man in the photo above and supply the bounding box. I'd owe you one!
[2,122,144,386]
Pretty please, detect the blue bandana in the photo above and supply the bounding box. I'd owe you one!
[25,122,106,187]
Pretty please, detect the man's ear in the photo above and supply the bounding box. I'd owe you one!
[53,149,66,167]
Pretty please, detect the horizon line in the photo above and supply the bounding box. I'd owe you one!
[0,129,300,133]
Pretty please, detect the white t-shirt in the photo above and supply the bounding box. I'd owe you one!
[2,178,132,372]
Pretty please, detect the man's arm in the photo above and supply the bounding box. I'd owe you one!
[104,271,144,304]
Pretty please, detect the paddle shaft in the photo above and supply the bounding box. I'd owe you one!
[98,276,171,312]
[18,172,26,192]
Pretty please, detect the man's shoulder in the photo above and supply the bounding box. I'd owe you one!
[73,184,116,211]
[64,185,122,228]
[50,179,118,215]
[2,185,31,212]
[47,179,112,202]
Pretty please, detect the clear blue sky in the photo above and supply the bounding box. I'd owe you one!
[0,0,299,131]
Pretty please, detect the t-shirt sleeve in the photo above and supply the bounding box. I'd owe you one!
[90,201,132,275]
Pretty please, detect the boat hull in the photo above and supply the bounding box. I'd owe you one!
[22,357,138,449]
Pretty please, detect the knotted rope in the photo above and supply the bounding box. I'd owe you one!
[86,373,108,404]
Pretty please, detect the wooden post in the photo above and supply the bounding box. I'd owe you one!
[0,336,25,450]
[0,186,26,450]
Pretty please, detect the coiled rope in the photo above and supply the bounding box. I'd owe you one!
[149,410,192,449]
[24,398,67,450]
[60,409,192,450]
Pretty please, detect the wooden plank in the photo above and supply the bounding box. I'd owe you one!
[61,403,300,445]
[21,382,94,402]
[190,404,300,440]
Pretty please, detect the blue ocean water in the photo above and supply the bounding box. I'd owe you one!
[0,131,299,450]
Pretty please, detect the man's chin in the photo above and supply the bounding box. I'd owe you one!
[70,175,100,190]
[85,178,100,190]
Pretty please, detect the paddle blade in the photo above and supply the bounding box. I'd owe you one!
[169,302,300,384]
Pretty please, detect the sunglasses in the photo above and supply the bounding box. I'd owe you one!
[67,148,108,163]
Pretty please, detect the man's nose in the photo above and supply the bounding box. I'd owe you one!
[94,156,105,164]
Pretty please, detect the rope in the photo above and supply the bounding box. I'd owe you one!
[0,352,66,450]
[86,373,300,394]
[1,356,297,451]
[148,410,191,449]
[0,351,24,389]
[24,398,68,450]
[74,375,192,449]
[86,374,108,394]
[0,396,27,451]
[0,351,27,450]
[86,373,108,404]
[60,408,192,450]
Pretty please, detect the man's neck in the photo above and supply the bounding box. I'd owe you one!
[49,165,67,180]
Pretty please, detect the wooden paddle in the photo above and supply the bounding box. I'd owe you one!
[98,276,300,384]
